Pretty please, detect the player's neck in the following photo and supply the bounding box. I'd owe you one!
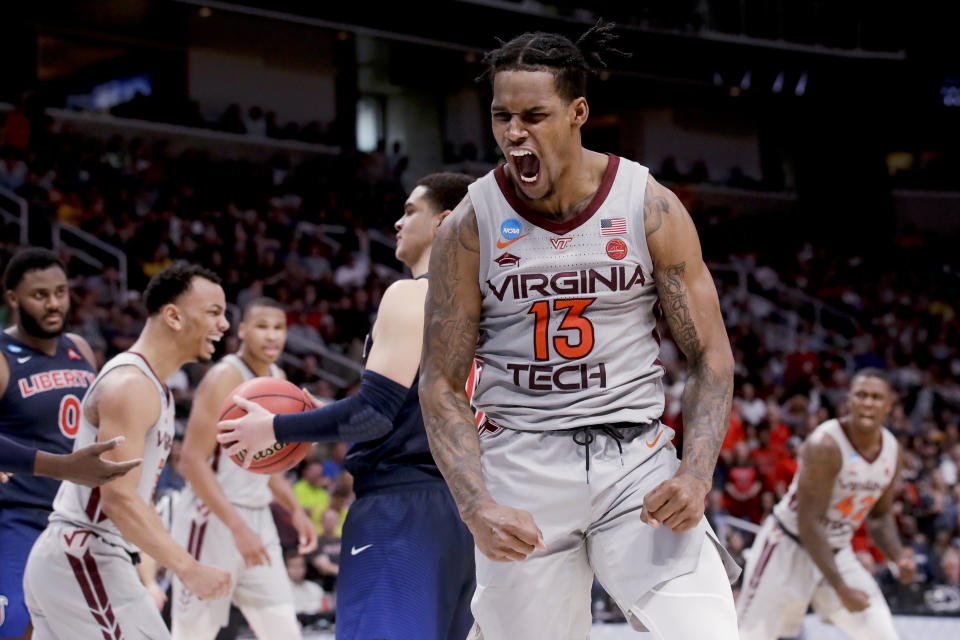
[6,325,59,356]
[236,347,273,377]
[515,147,606,221]
[839,416,882,457]
[407,251,429,278]
[128,326,187,382]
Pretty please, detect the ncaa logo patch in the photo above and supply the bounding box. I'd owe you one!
[6,344,22,354]
[606,239,628,260]
[500,218,523,240]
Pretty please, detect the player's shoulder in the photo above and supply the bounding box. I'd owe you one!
[378,279,428,325]
[801,425,843,472]
[65,333,97,366]
[199,358,245,392]
[94,364,161,412]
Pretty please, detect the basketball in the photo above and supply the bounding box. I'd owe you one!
[217,377,312,474]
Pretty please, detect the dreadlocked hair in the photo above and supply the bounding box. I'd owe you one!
[479,20,629,102]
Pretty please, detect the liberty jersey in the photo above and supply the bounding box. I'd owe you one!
[468,155,664,431]
[206,354,282,508]
[0,333,96,509]
[774,419,898,549]
[51,351,175,552]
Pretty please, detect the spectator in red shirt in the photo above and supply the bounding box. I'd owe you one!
[725,441,763,522]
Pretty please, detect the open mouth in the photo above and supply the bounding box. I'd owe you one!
[510,149,540,184]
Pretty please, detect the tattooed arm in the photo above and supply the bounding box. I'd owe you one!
[419,196,544,562]
[641,176,734,533]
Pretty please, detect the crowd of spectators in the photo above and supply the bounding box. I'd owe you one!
[2,100,959,631]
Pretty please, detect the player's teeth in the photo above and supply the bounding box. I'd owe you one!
[520,174,537,183]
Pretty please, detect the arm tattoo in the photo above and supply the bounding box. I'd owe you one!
[419,208,488,519]
[644,182,670,238]
[655,261,733,484]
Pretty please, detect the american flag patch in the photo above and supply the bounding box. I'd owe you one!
[600,217,627,235]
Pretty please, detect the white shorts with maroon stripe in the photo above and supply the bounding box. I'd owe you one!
[24,521,169,640]
[737,515,896,640]
[170,494,293,634]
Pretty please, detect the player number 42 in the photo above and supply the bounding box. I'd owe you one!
[833,495,875,522]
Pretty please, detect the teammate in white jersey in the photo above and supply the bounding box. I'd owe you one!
[23,263,232,640]
[172,297,317,640]
[419,22,739,640]
[738,369,916,640]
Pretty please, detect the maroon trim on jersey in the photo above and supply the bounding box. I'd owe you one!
[211,443,222,472]
[85,487,105,523]
[187,519,209,560]
[493,153,620,235]
[737,530,778,620]
[67,549,124,640]
[126,350,170,399]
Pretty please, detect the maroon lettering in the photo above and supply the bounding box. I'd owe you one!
[530,365,552,391]
[504,361,608,391]
[550,272,579,295]
[520,274,549,298]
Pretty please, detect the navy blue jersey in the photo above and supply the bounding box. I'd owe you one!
[344,279,442,495]
[0,332,96,509]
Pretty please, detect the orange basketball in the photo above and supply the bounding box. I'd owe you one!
[217,377,313,474]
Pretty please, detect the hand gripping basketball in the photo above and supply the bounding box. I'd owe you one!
[215,377,312,473]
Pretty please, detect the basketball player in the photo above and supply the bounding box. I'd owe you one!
[417,23,740,639]
[737,369,915,640]
[217,173,477,640]
[171,297,317,640]
[22,263,233,639]
[0,247,103,640]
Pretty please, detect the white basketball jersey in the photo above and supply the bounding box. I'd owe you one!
[51,351,175,552]
[468,155,664,431]
[774,419,898,549]
[207,354,282,508]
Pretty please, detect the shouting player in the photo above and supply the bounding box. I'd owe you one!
[418,23,740,639]
[23,263,233,639]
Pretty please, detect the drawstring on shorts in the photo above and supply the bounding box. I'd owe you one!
[572,425,625,483]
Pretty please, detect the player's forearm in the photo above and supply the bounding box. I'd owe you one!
[419,381,490,519]
[677,352,733,484]
[101,488,196,576]
[268,474,303,516]
[866,513,904,562]
[180,451,245,530]
[797,523,845,588]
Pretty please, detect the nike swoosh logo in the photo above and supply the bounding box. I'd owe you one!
[496,234,528,249]
[350,544,373,556]
[645,431,663,448]
[17,357,31,364]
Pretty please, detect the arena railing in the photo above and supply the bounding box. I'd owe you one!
[51,222,129,302]
[0,186,28,246]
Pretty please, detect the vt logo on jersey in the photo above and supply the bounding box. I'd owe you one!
[497,218,527,249]
[550,237,572,250]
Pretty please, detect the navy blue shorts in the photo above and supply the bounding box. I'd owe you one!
[0,506,50,637]
[335,482,475,640]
